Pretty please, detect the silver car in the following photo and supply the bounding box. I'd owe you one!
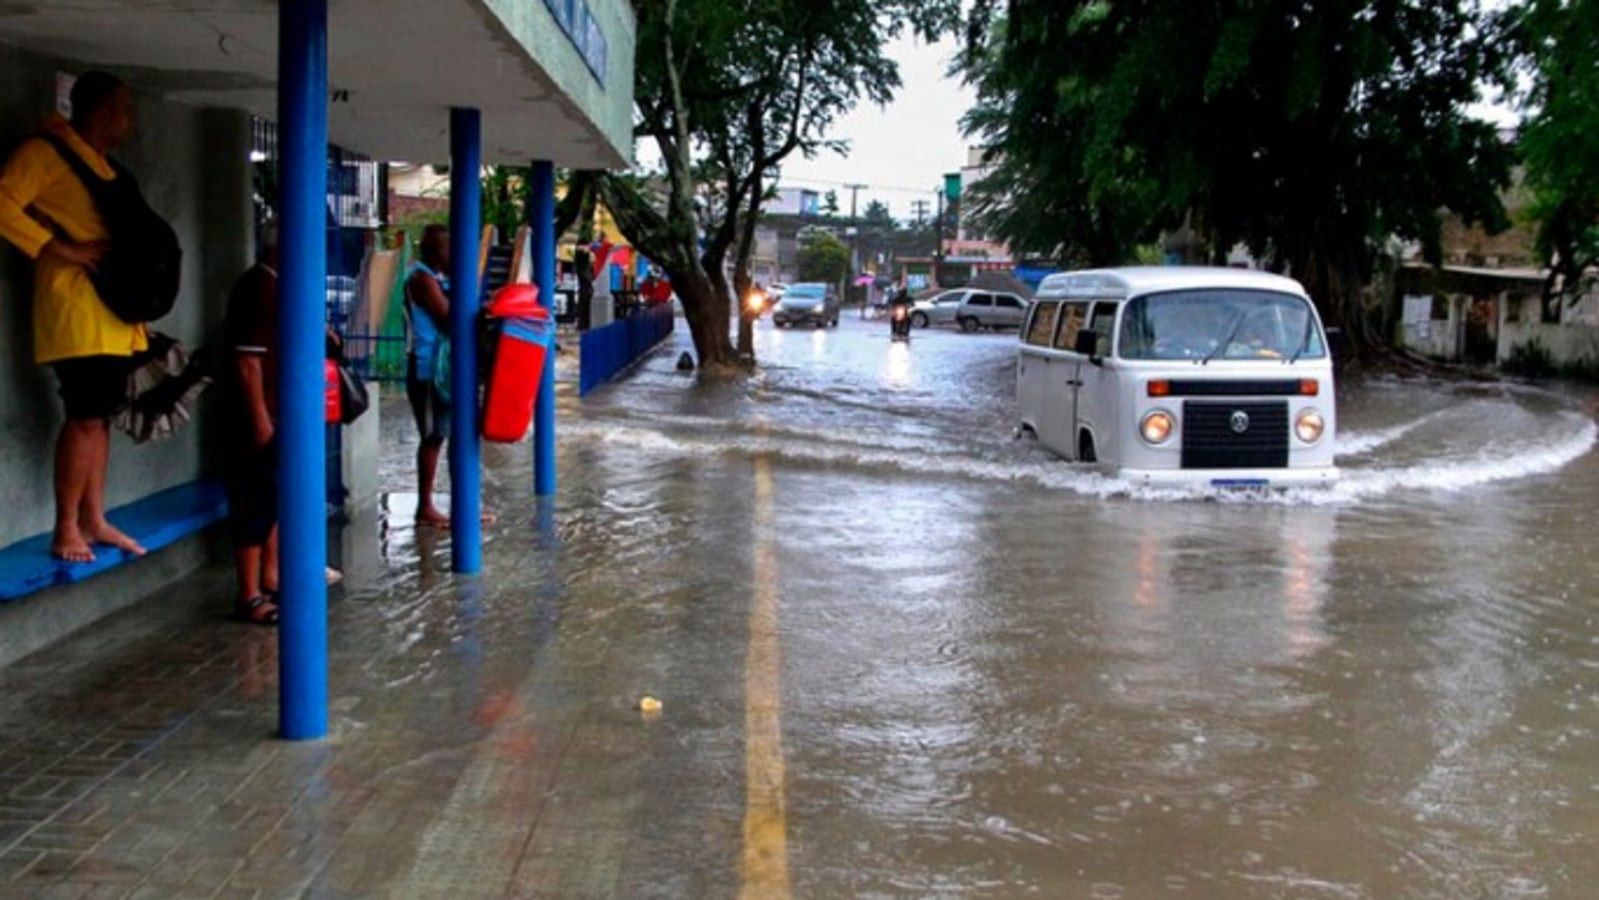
[772,282,840,328]
[911,289,1031,332]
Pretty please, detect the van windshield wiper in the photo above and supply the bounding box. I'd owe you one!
[1201,312,1248,365]
[1288,315,1316,364]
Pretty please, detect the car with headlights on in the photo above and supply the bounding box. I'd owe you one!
[772,282,840,328]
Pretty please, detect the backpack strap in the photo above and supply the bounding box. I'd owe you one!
[39,133,112,205]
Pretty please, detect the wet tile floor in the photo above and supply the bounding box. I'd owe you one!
[0,484,756,899]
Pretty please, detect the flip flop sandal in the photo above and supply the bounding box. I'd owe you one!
[235,595,280,627]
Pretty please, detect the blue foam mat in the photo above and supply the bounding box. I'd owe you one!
[0,481,228,601]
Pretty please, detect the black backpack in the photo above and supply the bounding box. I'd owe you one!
[42,134,181,324]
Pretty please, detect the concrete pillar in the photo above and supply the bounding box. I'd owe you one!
[198,108,253,312]
[276,0,330,741]
[448,108,483,573]
[530,161,557,497]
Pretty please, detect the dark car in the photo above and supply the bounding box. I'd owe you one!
[772,282,840,328]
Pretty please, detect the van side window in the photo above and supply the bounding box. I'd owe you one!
[968,294,994,307]
[1089,302,1117,356]
[1025,301,1060,346]
[997,295,1024,309]
[1054,302,1090,351]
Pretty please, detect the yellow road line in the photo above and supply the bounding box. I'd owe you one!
[740,456,790,899]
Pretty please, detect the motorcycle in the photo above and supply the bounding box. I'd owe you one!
[890,302,912,342]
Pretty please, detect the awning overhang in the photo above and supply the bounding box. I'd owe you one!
[0,0,635,168]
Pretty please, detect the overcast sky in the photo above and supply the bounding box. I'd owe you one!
[773,32,977,224]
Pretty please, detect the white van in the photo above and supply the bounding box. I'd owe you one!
[1016,267,1337,487]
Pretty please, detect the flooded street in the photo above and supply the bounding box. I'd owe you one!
[512,315,1599,897]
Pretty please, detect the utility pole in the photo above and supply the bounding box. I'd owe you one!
[845,183,865,314]
[910,199,929,226]
[934,185,945,289]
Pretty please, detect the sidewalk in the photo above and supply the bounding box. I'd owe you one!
[0,439,757,899]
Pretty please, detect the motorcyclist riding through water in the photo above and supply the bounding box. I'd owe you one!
[889,286,914,340]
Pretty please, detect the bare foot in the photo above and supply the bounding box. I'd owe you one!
[326,566,343,586]
[50,528,96,564]
[83,520,146,557]
[417,508,451,529]
[481,511,498,525]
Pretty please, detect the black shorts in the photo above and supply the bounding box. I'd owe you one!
[406,356,450,444]
[226,436,278,546]
[52,355,131,421]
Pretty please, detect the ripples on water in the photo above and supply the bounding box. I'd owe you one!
[360,323,1598,897]
[566,355,1597,509]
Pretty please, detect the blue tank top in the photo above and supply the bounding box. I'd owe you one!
[406,261,451,380]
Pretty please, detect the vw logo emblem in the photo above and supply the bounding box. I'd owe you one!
[1229,411,1251,434]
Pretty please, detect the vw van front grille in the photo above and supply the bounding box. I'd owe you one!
[1181,400,1289,469]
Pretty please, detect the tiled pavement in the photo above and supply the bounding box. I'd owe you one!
[0,455,764,899]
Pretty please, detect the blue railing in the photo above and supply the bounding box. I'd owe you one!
[579,305,675,395]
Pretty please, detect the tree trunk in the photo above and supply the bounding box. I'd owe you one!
[732,169,764,358]
[675,268,735,367]
[1290,220,1379,363]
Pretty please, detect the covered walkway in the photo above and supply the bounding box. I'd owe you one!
[0,0,635,740]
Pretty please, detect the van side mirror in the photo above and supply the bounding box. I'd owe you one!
[1074,329,1104,365]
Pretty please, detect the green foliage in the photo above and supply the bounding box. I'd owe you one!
[959,0,1515,346]
[481,166,528,242]
[861,200,896,231]
[797,229,850,284]
[1510,0,1599,299]
[1503,337,1556,377]
[822,190,841,216]
[1502,336,1599,382]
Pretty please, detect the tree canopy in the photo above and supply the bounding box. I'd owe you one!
[590,0,957,366]
[960,0,1515,348]
[798,229,852,285]
[1510,0,1599,304]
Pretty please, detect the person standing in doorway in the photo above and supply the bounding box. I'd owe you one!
[0,71,146,562]
[404,224,453,528]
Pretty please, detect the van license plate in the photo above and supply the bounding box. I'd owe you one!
[1211,478,1269,489]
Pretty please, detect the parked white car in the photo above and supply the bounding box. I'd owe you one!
[1016,267,1337,487]
[911,289,1030,332]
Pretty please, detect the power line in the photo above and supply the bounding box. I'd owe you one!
[776,175,937,196]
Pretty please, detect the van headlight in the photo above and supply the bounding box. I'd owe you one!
[1140,410,1175,445]
[1295,409,1326,444]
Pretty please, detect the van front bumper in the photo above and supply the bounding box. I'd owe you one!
[1117,466,1339,489]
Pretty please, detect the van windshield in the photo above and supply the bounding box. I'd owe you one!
[1117,289,1325,361]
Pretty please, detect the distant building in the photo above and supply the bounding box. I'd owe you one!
[953,147,1010,259]
[386,162,451,222]
[765,187,821,218]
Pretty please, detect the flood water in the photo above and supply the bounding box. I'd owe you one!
[389,315,1599,897]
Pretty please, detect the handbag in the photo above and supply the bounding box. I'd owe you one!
[430,337,452,406]
[332,349,370,424]
[337,362,369,424]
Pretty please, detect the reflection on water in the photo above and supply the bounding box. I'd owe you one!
[364,320,1599,897]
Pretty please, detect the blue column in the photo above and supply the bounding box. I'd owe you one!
[449,108,483,573]
[531,160,557,496]
[277,0,329,741]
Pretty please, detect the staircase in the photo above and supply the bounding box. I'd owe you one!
[481,243,515,301]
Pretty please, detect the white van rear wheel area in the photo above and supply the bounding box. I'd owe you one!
[960,317,980,333]
[1078,432,1097,463]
